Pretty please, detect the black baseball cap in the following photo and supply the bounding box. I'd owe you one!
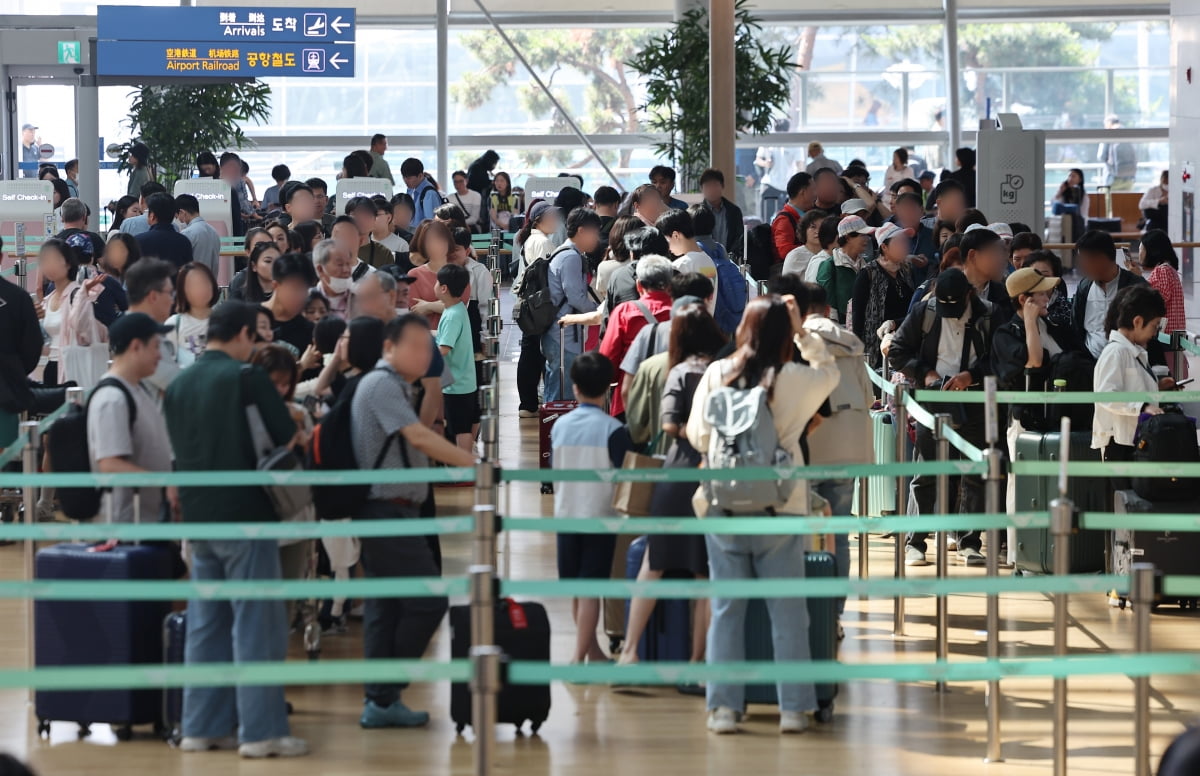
[109,312,172,355]
[935,268,971,319]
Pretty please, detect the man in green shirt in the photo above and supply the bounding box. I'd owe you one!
[369,133,394,184]
[162,301,308,759]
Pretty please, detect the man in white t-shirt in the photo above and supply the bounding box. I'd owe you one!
[87,313,176,523]
[451,170,483,231]
[656,208,717,310]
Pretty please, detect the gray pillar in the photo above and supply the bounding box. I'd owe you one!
[0,64,10,180]
[709,0,735,190]
[75,80,100,230]
[943,0,962,157]
[436,0,449,188]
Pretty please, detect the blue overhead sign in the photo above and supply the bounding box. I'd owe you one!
[96,40,354,78]
[96,6,355,79]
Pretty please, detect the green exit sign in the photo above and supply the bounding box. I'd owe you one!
[57,41,80,64]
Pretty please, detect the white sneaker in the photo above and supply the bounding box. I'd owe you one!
[518,409,538,419]
[780,711,810,734]
[239,736,310,759]
[179,736,238,752]
[905,545,929,567]
[707,707,739,734]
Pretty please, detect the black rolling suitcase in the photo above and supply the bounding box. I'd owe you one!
[1111,489,1200,609]
[449,598,551,734]
[742,550,839,720]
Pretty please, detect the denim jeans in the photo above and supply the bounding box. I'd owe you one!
[705,533,816,714]
[183,539,289,744]
[359,500,449,707]
[541,323,583,403]
[813,478,853,615]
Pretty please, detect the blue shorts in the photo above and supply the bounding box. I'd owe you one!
[556,533,617,580]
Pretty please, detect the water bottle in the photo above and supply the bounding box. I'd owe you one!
[1051,378,1066,428]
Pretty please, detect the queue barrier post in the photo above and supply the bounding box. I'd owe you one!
[19,420,38,696]
[934,413,951,693]
[893,383,908,637]
[1051,492,1074,776]
[983,377,1003,762]
[1132,563,1154,776]
[856,476,869,582]
[14,259,28,295]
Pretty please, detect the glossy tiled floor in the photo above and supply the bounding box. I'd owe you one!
[1,290,1198,776]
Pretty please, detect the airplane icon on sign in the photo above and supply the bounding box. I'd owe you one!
[304,13,327,37]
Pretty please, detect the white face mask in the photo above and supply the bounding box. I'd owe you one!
[326,275,352,294]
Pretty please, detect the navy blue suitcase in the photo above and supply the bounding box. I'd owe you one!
[34,543,173,740]
[625,536,691,662]
[742,550,839,720]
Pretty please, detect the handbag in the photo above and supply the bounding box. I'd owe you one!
[611,431,665,517]
[241,367,312,520]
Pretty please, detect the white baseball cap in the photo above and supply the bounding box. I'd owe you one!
[875,222,914,245]
[837,215,876,238]
[840,198,869,215]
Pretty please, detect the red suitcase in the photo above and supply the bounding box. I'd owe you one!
[539,325,578,494]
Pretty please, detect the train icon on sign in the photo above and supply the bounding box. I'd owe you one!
[304,13,327,37]
[302,48,325,72]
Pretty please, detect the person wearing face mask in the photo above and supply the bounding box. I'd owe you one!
[851,222,915,370]
[312,237,357,320]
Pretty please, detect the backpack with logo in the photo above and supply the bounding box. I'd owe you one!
[1132,408,1200,501]
[513,246,568,337]
[46,377,136,522]
[702,371,795,514]
[307,372,398,519]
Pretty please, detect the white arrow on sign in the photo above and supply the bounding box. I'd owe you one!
[331,15,349,34]
[330,52,348,70]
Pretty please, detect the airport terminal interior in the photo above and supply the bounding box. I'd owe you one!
[2,0,1200,774]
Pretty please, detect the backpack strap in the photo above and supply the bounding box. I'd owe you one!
[88,376,138,427]
[921,298,938,337]
[632,300,657,326]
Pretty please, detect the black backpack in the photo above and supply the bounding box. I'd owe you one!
[46,377,136,522]
[746,208,797,281]
[513,246,568,336]
[306,373,397,519]
[1132,409,1200,501]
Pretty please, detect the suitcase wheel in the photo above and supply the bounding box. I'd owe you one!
[540,483,554,495]
[815,702,834,724]
[115,725,133,742]
[530,720,543,736]
[307,648,321,661]
[36,719,49,738]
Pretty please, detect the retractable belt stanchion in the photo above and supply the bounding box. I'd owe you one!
[472,241,503,776]
[934,413,951,693]
[983,377,1004,762]
[1051,416,1074,776]
[857,479,869,582]
[20,420,39,693]
[893,383,908,636]
[1132,563,1154,776]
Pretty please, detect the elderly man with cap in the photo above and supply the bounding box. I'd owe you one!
[888,266,998,568]
[815,214,874,325]
[86,312,176,523]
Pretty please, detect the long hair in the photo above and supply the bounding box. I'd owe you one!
[1141,229,1179,271]
[246,243,280,303]
[668,303,727,369]
[722,296,794,400]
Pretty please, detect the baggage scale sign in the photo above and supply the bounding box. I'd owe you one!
[96,6,356,79]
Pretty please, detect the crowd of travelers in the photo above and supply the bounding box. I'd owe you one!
[0,135,1187,754]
